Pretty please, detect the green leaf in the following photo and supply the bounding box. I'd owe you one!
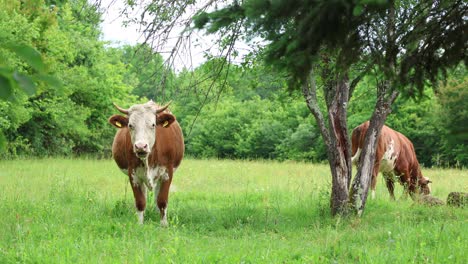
[9,45,45,72]
[13,71,36,96]
[353,5,364,16]
[0,74,13,100]
[36,74,62,89]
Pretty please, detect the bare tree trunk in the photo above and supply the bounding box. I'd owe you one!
[302,71,352,215]
[327,77,352,215]
[349,81,398,216]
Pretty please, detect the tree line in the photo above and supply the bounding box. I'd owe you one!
[0,0,466,169]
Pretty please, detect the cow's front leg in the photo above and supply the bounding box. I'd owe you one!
[156,167,173,227]
[130,174,147,224]
[408,176,418,200]
[398,169,414,200]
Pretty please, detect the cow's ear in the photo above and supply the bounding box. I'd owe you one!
[109,115,129,128]
[157,113,175,128]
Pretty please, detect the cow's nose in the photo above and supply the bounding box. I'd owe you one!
[135,143,148,151]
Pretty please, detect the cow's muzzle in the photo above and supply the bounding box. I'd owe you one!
[134,143,149,159]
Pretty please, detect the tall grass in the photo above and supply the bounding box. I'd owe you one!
[0,158,466,263]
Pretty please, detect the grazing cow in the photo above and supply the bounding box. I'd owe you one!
[108,101,184,226]
[351,121,431,200]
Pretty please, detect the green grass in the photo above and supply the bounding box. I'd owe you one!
[0,158,466,263]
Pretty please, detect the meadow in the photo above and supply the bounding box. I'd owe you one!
[0,158,466,263]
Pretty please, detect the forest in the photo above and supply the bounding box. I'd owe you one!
[0,0,466,168]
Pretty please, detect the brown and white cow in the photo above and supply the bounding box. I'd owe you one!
[108,101,184,226]
[351,121,431,200]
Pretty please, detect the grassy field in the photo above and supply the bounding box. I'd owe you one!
[0,158,466,263]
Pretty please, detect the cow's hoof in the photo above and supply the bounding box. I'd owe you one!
[137,211,144,224]
[160,219,169,228]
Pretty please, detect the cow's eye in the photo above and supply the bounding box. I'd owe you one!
[129,124,134,129]
[152,123,156,128]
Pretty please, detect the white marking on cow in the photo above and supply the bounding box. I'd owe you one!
[131,167,146,187]
[144,159,155,189]
[380,139,397,173]
[137,210,144,224]
[160,208,168,227]
[352,148,361,165]
[147,165,169,183]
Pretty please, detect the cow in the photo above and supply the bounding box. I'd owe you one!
[108,100,184,226]
[351,121,431,200]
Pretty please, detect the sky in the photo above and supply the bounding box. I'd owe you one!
[99,0,140,45]
[98,0,212,71]
[98,0,253,71]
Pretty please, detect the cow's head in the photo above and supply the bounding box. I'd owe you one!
[109,101,176,159]
[418,177,432,195]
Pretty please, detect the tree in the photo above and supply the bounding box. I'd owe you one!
[191,0,467,215]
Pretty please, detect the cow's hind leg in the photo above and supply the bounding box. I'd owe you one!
[370,162,380,200]
[156,166,173,227]
[130,183,147,224]
[383,172,395,200]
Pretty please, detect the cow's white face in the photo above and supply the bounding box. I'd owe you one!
[109,101,176,159]
[128,103,157,158]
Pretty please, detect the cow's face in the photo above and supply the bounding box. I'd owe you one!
[109,101,176,159]
[418,177,432,195]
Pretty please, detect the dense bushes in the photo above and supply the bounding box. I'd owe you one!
[0,0,135,157]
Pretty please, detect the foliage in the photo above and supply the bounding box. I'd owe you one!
[120,45,176,101]
[0,0,61,150]
[194,0,388,87]
[195,0,467,93]
[435,66,468,166]
[0,0,135,157]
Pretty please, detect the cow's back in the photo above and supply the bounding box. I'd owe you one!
[352,122,401,164]
[351,121,387,160]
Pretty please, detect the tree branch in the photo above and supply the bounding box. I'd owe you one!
[301,69,331,148]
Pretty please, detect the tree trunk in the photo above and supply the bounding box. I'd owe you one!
[327,77,352,215]
[302,71,351,216]
[349,82,399,216]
